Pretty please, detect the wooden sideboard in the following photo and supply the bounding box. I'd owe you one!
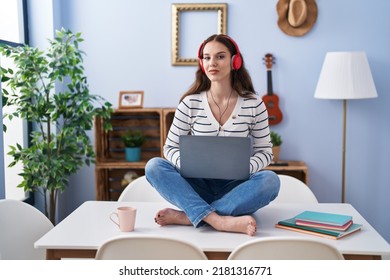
[266,161,308,185]
[94,108,175,200]
[94,108,309,201]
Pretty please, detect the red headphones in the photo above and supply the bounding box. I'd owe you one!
[198,34,243,73]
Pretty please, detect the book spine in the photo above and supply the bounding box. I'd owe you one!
[278,221,340,237]
[295,220,353,231]
[295,218,350,226]
[275,224,338,240]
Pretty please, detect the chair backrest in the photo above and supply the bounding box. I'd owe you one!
[95,236,208,260]
[118,175,166,202]
[272,175,318,204]
[0,199,54,260]
[228,237,344,260]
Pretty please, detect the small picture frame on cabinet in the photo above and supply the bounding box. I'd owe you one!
[119,91,144,109]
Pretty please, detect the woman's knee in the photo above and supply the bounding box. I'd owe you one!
[145,157,164,177]
[145,157,176,178]
[267,170,280,188]
[253,170,280,195]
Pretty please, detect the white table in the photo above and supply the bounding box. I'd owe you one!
[35,201,390,260]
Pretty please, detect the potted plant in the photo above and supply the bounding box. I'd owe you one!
[121,130,146,162]
[0,28,112,224]
[270,131,282,162]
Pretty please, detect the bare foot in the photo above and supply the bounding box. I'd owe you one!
[154,208,192,226]
[204,212,257,236]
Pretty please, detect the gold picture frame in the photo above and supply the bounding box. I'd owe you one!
[118,91,144,109]
[171,3,227,66]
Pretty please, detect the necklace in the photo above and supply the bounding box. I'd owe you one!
[209,89,233,127]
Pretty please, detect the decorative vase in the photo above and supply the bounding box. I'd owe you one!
[272,146,281,162]
[125,147,141,162]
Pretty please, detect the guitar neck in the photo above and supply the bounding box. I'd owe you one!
[267,70,274,96]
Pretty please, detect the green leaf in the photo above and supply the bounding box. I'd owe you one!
[0,28,113,222]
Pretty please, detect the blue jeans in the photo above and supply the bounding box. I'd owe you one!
[145,157,280,227]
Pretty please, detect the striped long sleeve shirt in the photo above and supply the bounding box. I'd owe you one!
[164,91,273,174]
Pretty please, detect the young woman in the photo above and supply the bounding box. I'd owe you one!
[145,34,280,236]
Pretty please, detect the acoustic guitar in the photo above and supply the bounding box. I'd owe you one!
[262,53,283,125]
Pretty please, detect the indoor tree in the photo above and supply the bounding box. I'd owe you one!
[0,28,112,224]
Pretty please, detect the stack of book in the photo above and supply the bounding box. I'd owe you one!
[275,210,363,240]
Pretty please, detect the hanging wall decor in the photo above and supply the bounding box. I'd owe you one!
[171,3,227,66]
[276,0,318,37]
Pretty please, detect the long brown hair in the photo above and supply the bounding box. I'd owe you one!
[180,34,256,102]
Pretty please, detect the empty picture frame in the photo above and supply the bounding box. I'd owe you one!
[119,91,144,109]
[171,3,227,66]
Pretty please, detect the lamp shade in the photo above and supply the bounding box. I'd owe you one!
[314,52,378,100]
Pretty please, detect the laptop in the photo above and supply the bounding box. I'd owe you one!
[179,135,252,180]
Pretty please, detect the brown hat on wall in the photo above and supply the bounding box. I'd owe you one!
[277,0,318,36]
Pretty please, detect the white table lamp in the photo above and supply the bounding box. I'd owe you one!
[314,52,378,203]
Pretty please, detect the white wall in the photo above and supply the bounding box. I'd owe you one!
[16,0,390,243]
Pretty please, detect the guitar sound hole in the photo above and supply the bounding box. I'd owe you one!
[267,101,274,108]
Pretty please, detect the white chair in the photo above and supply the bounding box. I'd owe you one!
[0,199,54,260]
[272,175,318,204]
[95,236,208,260]
[228,237,344,260]
[118,175,166,202]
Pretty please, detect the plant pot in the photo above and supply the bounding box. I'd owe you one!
[125,147,141,162]
[272,146,281,162]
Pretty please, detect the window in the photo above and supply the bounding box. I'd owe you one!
[0,0,29,200]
